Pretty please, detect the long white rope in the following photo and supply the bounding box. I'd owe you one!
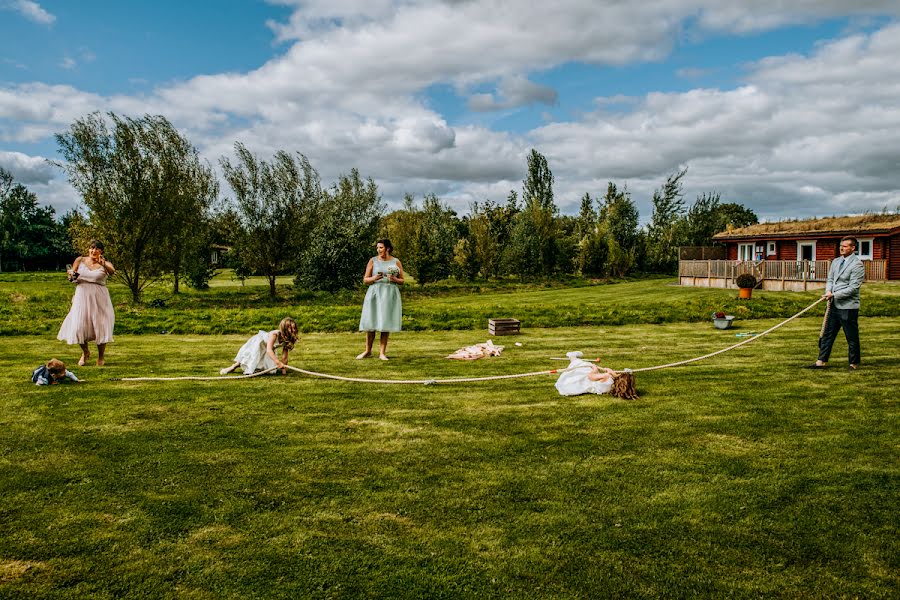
[283,365,562,385]
[110,297,827,383]
[109,367,279,382]
[628,296,826,372]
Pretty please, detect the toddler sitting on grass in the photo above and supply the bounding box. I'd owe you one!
[32,358,81,385]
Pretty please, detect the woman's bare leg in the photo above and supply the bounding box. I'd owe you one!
[78,343,90,366]
[379,332,390,360]
[96,343,106,366]
[357,331,375,359]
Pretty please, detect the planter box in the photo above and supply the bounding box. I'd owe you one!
[712,315,735,329]
[489,318,521,336]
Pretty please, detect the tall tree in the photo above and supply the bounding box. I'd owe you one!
[715,202,759,231]
[0,167,33,272]
[682,192,721,247]
[455,194,520,280]
[575,193,596,239]
[646,168,688,273]
[505,150,560,277]
[55,112,217,301]
[380,194,419,265]
[574,192,607,277]
[296,168,382,292]
[598,182,640,277]
[164,149,219,293]
[221,142,320,297]
[405,194,458,286]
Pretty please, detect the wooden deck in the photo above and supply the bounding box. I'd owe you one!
[679,259,888,291]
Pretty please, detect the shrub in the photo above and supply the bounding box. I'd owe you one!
[735,273,757,289]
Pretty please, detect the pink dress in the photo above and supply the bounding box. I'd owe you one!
[57,262,115,345]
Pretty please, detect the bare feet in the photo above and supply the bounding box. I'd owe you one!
[78,354,88,366]
[356,352,371,360]
[96,359,105,367]
[379,354,389,361]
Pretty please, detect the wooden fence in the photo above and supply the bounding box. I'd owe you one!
[679,259,888,291]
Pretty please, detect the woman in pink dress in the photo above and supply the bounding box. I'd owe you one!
[58,240,116,366]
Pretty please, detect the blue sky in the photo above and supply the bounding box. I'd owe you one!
[2,1,899,220]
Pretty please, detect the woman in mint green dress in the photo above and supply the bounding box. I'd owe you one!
[357,239,405,360]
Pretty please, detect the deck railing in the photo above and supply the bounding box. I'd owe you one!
[678,259,888,283]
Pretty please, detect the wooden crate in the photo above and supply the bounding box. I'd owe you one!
[488,318,521,336]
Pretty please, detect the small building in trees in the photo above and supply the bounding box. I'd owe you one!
[679,213,899,290]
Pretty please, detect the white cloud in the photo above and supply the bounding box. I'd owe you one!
[2,1,900,219]
[2,0,55,25]
[60,57,77,70]
[0,150,55,184]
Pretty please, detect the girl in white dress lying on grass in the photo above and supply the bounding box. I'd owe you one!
[220,317,299,375]
[555,352,638,399]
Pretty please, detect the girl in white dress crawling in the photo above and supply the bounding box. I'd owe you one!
[555,352,638,399]
[220,317,299,375]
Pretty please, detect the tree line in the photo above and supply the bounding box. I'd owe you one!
[1,112,758,300]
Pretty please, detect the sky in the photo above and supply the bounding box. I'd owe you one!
[2,0,900,223]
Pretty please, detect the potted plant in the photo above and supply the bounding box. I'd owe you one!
[712,310,735,329]
[735,273,757,299]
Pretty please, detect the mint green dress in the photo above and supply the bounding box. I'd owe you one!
[359,257,402,332]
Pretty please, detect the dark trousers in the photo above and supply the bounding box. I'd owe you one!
[818,306,861,365]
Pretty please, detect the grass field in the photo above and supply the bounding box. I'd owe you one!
[1,274,898,597]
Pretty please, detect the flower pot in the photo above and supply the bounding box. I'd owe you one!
[738,287,752,299]
[713,315,735,329]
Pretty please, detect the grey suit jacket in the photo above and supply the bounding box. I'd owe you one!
[826,254,865,310]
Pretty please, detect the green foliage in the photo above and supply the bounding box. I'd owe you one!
[716,202,759,230]
[736,273,758,288]
[451,236,479,281]
[295,169,383,292]
[221,143,320,297]
[397,194,459,286]
[598,183,640,277]
[465,195,518,279]
[0,168,73,272]
[682,195,759,247]
[55,112,217,302]
[645,168,688,273]
[504,151,561,277]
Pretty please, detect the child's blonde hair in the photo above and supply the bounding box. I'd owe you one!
[47,358,66,377]
[279,317,299,351]
[610,371,638,399]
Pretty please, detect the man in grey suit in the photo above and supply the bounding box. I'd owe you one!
[806,236,865,371]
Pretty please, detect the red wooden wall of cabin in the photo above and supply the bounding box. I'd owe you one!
[890,233,900,280]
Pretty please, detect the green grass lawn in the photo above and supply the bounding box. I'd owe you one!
[3,271,899,336]
[1,276,898,597]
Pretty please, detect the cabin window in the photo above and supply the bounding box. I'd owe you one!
[797,241,816,261]
[738,243,754,261]
[767,241,776,256]
[855,238,873,260]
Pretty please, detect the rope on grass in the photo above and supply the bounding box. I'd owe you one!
[109,366,279,382]
[111,365,568,385]
[109,296,828,384]
[283,365,563,385]
[628,295,827,373]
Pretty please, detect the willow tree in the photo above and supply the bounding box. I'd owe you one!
[220,143,320,297]
[55,112,218,301]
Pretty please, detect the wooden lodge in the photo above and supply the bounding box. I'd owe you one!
[679,213,900,291]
